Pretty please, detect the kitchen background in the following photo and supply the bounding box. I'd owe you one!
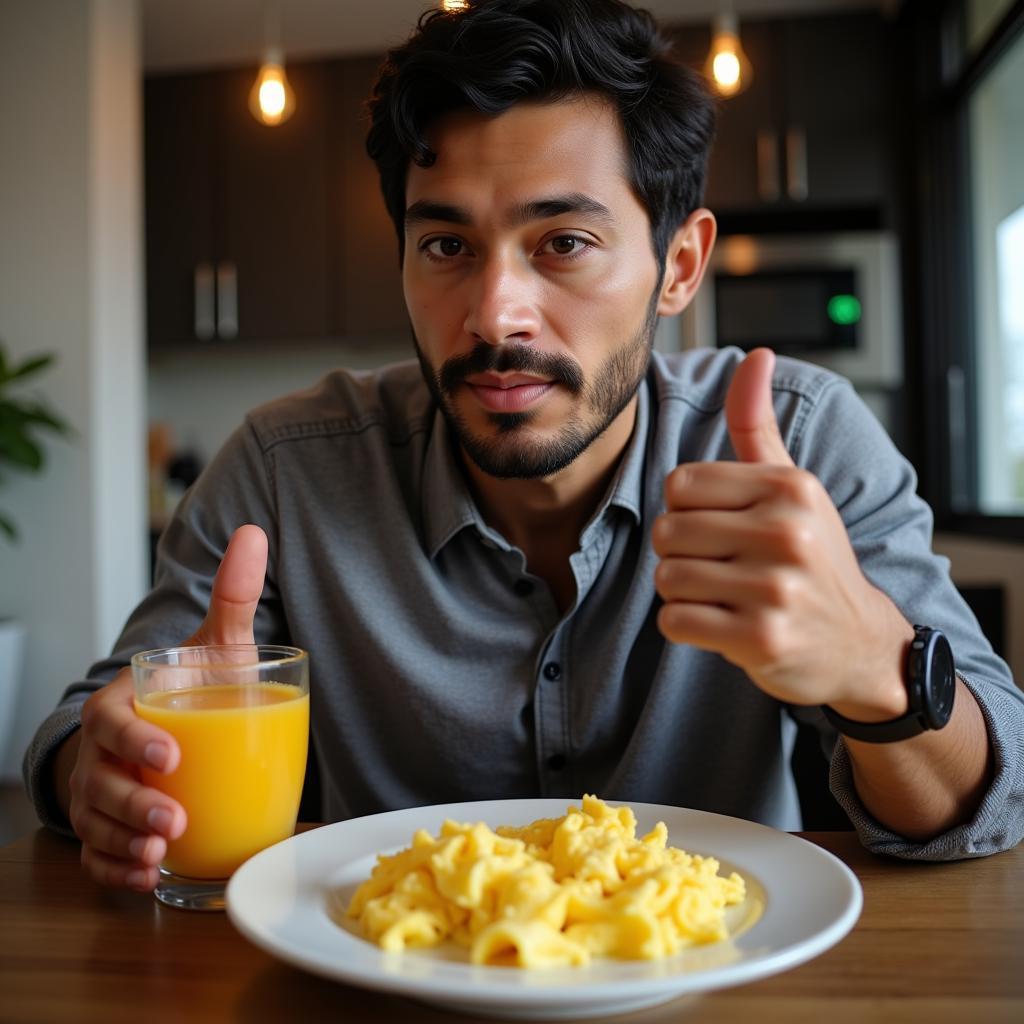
[0,0,1022,795]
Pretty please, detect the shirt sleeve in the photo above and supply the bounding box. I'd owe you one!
[22,418,287,834]
[787,371,1024,860]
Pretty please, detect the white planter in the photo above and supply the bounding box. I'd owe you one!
[0,619,26,769]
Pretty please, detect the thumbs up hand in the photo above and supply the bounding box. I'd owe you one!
[65,525,269,891]
[722,346,796,466]
[653,348,914,714]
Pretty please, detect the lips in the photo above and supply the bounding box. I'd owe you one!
[464,373,556,413]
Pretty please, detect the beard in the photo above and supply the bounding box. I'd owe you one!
[414,290,659,479]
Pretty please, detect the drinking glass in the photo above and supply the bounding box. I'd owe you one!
[131,644,310,911]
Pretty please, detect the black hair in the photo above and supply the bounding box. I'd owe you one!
[366,0,716,267]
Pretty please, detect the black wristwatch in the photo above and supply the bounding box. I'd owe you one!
[822,625,957,743]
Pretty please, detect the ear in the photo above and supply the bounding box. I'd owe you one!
[656,208,717,317]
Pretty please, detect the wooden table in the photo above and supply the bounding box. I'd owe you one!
[0,826,1020,1023]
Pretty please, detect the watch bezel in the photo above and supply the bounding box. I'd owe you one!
[919,627,956,730]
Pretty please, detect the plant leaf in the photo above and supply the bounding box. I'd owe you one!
[0,427,43,470]
[0,508,16,542]
[17,403,70,434]
[7,354,54,384]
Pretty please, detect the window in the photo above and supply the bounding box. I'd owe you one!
[914,0,1024,536]
[968,30,1024,512]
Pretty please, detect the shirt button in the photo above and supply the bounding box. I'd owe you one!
[547,753,567,771]
[543,662,561,681]
[514,579,534,597]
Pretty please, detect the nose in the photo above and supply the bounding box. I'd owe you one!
[462,252,541,346]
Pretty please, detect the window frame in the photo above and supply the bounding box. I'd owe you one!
[910,0,1024,539]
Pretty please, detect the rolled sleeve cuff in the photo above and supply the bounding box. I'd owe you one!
[828,673,1024,860]
[21,696,90,838]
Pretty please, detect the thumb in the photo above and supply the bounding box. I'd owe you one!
[190,524,268,646]
[724,348,794,466]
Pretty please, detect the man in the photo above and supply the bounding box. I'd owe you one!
[25,0,1021,892]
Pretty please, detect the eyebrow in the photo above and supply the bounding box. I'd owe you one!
[404,193,616,231]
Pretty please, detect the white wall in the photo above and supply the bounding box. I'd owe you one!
[0,0,147,778]
[934,534,1024,684]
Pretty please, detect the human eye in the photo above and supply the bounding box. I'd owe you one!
[419,236,471,261]
[537,234,593,261]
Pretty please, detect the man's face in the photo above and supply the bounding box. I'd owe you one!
[403,95,663,479]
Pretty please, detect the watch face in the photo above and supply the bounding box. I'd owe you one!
[924,631,956,730]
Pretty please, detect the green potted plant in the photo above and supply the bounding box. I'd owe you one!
[1,341,70,771]
[1,344,70,540]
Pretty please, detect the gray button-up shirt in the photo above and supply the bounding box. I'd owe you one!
[25,349,1024,860]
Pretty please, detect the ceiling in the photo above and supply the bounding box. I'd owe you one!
[142,0,894,73]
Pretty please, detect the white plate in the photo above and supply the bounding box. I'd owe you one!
[227,799,862,1020]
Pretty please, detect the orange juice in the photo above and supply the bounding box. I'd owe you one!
[135,682,309,879]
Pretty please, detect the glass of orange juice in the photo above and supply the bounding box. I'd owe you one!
[131,644,310,911]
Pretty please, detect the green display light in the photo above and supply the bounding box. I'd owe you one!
[828,294,862,326]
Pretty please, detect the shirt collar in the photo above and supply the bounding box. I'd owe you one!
[601,375,648,525]
[421,378,649,560]
[422,409,508,560]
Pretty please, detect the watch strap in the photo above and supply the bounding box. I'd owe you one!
[821,702,928,743]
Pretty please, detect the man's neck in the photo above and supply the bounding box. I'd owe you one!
[460,395,639,563]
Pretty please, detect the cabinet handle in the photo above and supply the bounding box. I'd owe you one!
[786,125,809,201]
[216,261,238,340]
[193,263,215,341]
[756,129,781,202]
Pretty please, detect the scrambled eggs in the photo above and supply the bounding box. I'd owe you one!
[345,795,746,968]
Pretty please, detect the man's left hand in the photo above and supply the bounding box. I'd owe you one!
[653,347,913,718]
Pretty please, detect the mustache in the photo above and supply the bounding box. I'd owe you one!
[438,343,585,396]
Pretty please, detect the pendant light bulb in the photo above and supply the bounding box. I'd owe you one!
[249,48,295,126]
[704,13,753,98]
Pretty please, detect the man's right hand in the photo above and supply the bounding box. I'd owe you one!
[57,524,269,891]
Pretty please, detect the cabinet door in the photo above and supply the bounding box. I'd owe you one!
[782,14,891,208]
[671,22,784,211]
[220,62,334,342]
[144,72,220,349]
[333,57,408,338]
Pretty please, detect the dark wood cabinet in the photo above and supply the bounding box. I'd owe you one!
[144,57,404,349]
[669,12,894,219]
[144,72,221,348]
[331,57,406,338]
[780,15,891,209]
[218,62,336,344]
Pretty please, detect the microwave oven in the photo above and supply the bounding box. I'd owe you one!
[674,231,903,388]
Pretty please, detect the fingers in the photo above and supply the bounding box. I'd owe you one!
[190,524,268,646]
[655,557,801,610]
[71,756,185,891]
[723,347,794,466]
[81,845,162,893]
[80,672,180,774]
[71,761,185,890]
[78,757,186,841]
[74,803,167,869]
[654,510,753,560]
[664,461,819,513]
[657,602,734,650]
[657,598,788,666]
[71,671,187,892]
